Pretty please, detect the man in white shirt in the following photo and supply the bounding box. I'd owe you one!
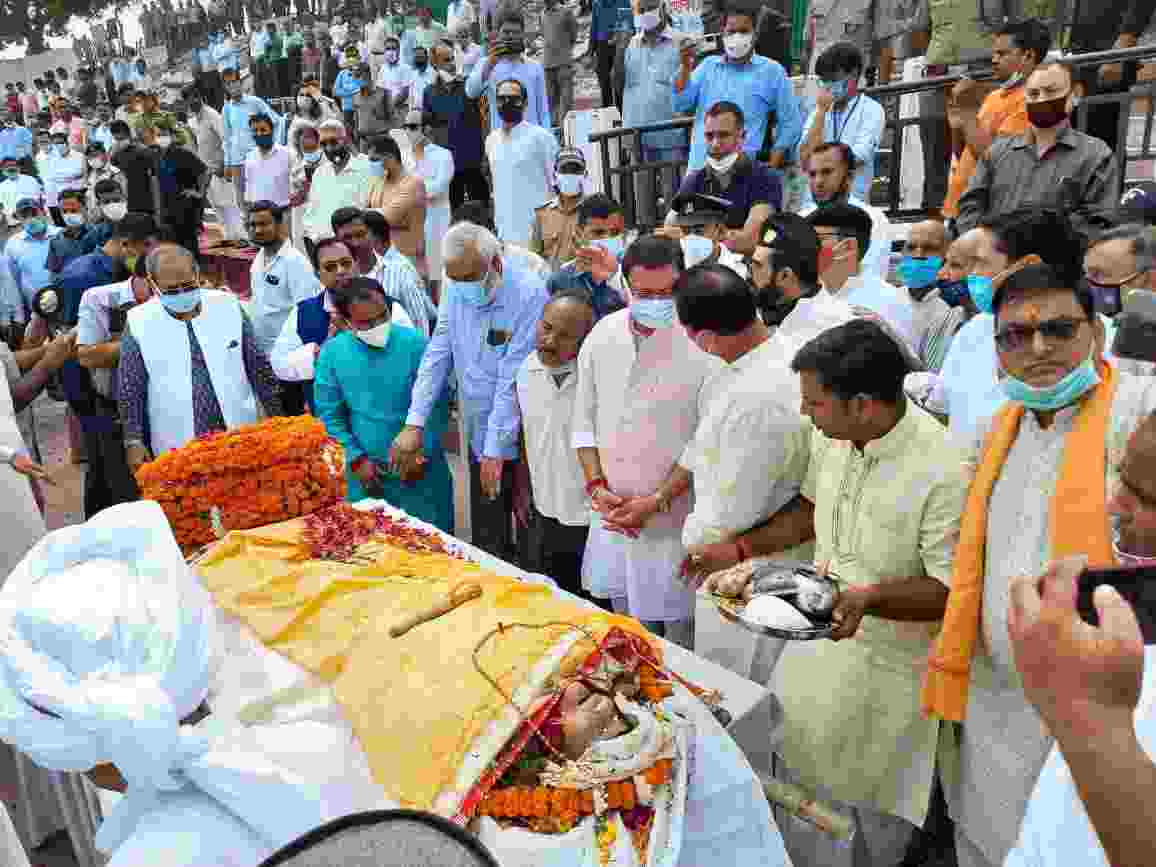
[407,45,437,111]
[243,112,292,208]
[375,35,414,128]
[573,234,722,649]
[515,289,596,598]
[41,128,84,226]
[485,78,557,246]
[676,263,812,575]
[807,202,916,351]
[798,143,892,281]
[302,119,371,245]
[798,42,885,207]
[247,200,321,359]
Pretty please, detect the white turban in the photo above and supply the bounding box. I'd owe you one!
[0,501,340,858]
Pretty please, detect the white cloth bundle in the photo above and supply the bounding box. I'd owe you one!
[0,501,354,861]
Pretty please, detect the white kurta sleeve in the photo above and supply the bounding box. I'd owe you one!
[571,331,598,449]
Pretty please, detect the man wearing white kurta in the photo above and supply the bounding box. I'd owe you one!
[484,78,557,247]
[728,318,967,867]
[573,235,722,649]
[403,110,454,298]
[923,267,1156,867]
[120,244,283,472]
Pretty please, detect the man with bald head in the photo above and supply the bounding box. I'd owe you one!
[120,243,283,471]
[898,219,964,371]
[516,290,597,596]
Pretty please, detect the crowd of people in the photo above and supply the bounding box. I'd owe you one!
[1,0,1156,865]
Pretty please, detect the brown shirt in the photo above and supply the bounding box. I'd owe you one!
[529,196,581,270]
[367,172,428,276]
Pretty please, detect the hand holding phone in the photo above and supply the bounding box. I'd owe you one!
[1077,564,1156,644]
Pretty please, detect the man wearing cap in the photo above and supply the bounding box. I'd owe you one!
[663,192,748,275]
[665,101,778,257]
[0,158,44,235]
[530,148,586,270]
[485,78,558,247]
[0,199,61,334]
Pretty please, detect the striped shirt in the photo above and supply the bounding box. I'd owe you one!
[369,247,436,338]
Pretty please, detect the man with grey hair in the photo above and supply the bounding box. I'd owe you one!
[390,221,548,560]
[120,243,283,472]
[1084,223,1156,315]
[302,119,371,248]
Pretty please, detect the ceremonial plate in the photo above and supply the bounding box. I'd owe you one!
[710,594,836,641]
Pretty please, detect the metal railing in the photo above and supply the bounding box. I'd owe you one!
[590,42,1156,229]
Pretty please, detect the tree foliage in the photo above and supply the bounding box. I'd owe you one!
[2,0,107,54]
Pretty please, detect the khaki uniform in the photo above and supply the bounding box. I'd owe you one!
[529,196,580,271]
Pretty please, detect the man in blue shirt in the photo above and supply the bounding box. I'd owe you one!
[798,42,885,208]
[220,67,283,188]
[391,220,548,561]
[666,101,780,255]
[1,198,60,330]
[589,0,632,109]
[673,2,801,173]
[545,193,628,321]
[466,10,552,131]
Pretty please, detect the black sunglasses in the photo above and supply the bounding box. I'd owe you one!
[994,316,1086,352]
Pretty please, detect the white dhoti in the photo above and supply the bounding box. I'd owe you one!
[424,196,451,280]
[208,175,245,241]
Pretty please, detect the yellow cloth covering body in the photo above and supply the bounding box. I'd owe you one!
[196,517,653,814]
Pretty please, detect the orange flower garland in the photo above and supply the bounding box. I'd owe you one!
[135,416,345,552]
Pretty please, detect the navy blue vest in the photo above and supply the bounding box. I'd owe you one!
[295,294,330,411]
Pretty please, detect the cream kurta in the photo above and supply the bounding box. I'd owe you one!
[572,311,722,621]
[680,336,811,552]
[952,372,1156,867]
[774,404,967,827]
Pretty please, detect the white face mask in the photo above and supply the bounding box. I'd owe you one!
[638,10,660,30]
[87,157,106,170]
[385,48,398,63]
[556,173,583,196]
[723,32,753,60]
[356,319,391,347]
[156,136,172,149]
[682,235,715,267]
[705,151,740,173]
[102,201,128,221]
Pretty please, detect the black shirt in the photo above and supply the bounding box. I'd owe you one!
[155,144,206,215]
[675,156,783,222]
[112,144,158,214]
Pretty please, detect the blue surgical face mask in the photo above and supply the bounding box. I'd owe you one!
[966,273,995,314]
[24,218,47,237]
[157,286,202,314]
[303,149,322,164]
[53,142,68,156]
[898,255,943,291]
[1000,346,1100,412]
[937,278,969,308]
[366,158,385,177]
[590,235,625,261]
[630,296,676,329]
[820,78,851,100]
[450,273,491,306]
[682,234,714,268]
[62,213,85,227]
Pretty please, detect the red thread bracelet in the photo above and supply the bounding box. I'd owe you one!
[585,477,608,497]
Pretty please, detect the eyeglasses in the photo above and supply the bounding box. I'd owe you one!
[994,316,1086,352]
[402,124,421,130]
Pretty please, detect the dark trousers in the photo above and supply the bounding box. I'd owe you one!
[198,70,225,110]
[81,398,139,519]
[449,166,490,210]
[279,379,307,415]
[468,455,518,562]
[593,38,618,109]
[1075,62,1139,159]
[165,202,204,262]
[522,504,593,602]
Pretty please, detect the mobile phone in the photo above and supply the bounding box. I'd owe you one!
[1076,565,1156,644]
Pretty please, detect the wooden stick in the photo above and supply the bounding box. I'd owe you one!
[759,776,855,842]
[389,582,483,638]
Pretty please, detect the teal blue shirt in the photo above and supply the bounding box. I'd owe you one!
[314,325,454,532]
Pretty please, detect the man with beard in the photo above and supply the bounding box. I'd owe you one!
[956,63,1119,240]
[485,78,558,247]
[302,120,371,251]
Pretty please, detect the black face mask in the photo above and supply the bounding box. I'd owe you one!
[497,99,524,123]
[502,38,525,55]
[414,58,428,70]
[324,143,349,164]
[1026,94,1071,129]
[189,99,203,113]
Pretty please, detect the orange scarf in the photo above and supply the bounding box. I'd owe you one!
[921,363,1118,721]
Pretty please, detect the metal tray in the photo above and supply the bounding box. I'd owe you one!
[709,594,836,641]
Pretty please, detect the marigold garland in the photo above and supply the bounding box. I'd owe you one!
[135,416,345,551]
